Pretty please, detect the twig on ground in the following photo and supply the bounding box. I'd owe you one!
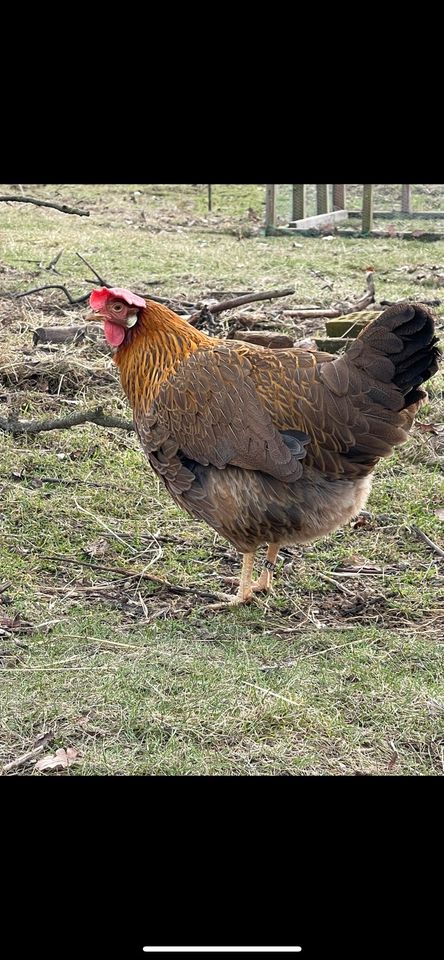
[316,572,355,596]
[190,288,295,323]
[0,407,135,436]
[2,284,90,305]
[411,526,444,559]
[0,194,89,216]
[1,741,51,774]
[75,253,110,287]
[45,250,64,273]
[32,325,91,345]
[39,553,226,602]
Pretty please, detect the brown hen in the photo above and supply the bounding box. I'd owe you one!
[88,288,440,605]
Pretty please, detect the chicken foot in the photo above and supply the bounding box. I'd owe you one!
[205,552,257,610]
[220,544,280,596]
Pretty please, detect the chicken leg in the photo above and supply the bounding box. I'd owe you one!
[221,544,280,596]
[251,543,280,593]
[206,552,257,610]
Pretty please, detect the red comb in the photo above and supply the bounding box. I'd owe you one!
[89,287,146,310]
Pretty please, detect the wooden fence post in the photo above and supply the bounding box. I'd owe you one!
[362,184,374,232]
[401,184,411,213]
[316,184,329,215]
[333,184,346,210]
[265,184,276,230]
[292,184,306,220]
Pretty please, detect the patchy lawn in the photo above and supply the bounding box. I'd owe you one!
[1,184,443,776]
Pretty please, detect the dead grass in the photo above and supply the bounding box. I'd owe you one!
[0,184,443,776]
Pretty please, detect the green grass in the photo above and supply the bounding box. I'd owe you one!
[1,184,443,776]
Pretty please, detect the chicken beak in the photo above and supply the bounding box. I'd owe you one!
[84,312,138,327]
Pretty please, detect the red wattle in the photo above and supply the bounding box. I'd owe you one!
[104,320,126,348]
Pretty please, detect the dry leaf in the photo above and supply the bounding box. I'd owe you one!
[352,515,373,529]
[35,747,79,772]
[85,538,109,558]
[387,752,398,771]
[435,508,444,522]
[416,422,444,435]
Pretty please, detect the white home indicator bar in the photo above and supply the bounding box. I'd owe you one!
[143,950,302,954]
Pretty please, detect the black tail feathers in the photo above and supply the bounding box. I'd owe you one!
[356,301,440,406]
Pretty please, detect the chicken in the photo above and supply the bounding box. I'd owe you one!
[87,288,440,605]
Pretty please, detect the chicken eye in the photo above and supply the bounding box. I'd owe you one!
[113,303,123,313]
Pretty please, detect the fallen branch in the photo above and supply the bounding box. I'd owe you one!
[227,330,295,348]
[380,298,441,307]
[1,742,51,775]
[1,731,54,774]
[349,291,375,312]
[283,299,374,321]
[282,308,342,319]
[3,284,90,305]
[1,283,193,314]
[0,194,90,216]
[40,554,225,602]
[0,406,135,436]
[66,633,141,651]
[33,324,102,346]
[3,277,294,318]
[202,287,295,316]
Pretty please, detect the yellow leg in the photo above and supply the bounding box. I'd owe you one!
[251,543,280,593]
[219,544,280,596]
[206,552,257,610]
[235,552,256,603]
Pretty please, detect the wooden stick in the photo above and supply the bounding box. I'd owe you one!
[380,298,441,307]
[201,287,295,316]
[0,194,89,216]
[412,526,444,559]
[0,406,134,436]
[39,553,225,602]
[65,633,141,651]
[317,572,355,596]
[282,308,342,319]
[75,252,109,286]
[32,324,102,345]
[227,331,295,348]
[4,284,90,305]
[1,743,50,774]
